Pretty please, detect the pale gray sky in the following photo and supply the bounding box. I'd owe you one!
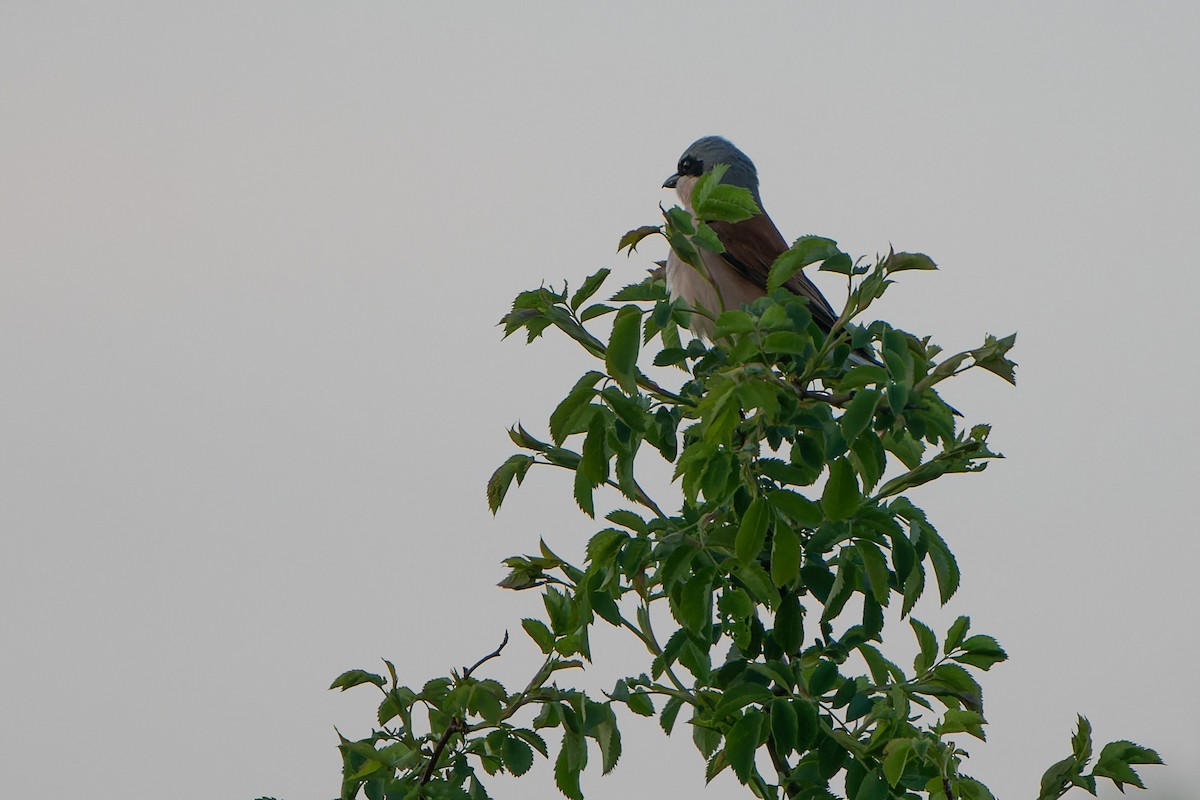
[2,3,1197,799]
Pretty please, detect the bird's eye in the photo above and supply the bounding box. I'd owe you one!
[678,157,703,177]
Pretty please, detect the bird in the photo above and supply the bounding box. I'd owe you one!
[662,135,841,341]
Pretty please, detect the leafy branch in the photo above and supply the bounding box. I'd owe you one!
[322,199,1159,800]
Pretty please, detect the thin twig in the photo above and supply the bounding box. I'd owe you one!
[420,633,510,785]
[463,631,509,680]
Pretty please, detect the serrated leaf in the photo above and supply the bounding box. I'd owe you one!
[910,618,938,674]
[502,736,535,776]
[821,458,861,521]
[693,164,761,223]
[713,309,756,337]
[660,696,685,735]
[330,669,386,691]
[773,592,804,653]
[580,303,617,322]
[734,562,781,609]
[940,709,987,741]
[579,413,610,484]
[944,616,971,654]
[549,371,604,444]
[924,525,960,604]
[884,252,938,272]
[771,527,802,587]
[522,618,555,653]
[970,332,1018,385]
[610,280,669,302]
[736,497,770,565]
[809,660,839,696]
[570,268,612,311]
[573,467,595,518]
[767,236,842,292]
[513,728,549,757]
[840,389,880,445]
[954,634,1008,670]
[770,697,799,755]
[486,454,535,514]
[553,733,585,800]
[1093,741,1163,791]
[606,306,642,394]
[768,489,822,527]
[855,540,891,606]
[883,739,914,787]
[627,692,654,717]
[1071,715,1093,764]
[726,709,764,784]
[855,770,889,800]
[618,225,661,254]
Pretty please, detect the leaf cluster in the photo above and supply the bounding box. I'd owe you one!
[326,206,1158,800]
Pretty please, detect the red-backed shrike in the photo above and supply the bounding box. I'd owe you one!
[662,136,841,340]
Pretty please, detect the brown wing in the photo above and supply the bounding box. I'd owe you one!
[708,215,839,333]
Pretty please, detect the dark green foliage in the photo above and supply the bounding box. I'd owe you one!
[326,207,1158,800]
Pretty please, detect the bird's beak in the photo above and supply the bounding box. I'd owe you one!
[662,173,679,189]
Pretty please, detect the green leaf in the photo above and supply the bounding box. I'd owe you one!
[573,467,595,518]
[693,164,761,223]
[570,268,612,311]
[821,458,861,522]
[549,371,604,444]
[329,669,386,691]
[502,736,535,776]
[521,618,555,654]
[627,692,655,717]
[773,592,804,653]
[1039,755,1081,800]
[486,454,535,514]
[593,714,622,774]
[763,331,814,355]
[924,525,960,604]
[884,251,938,272]
[818,252,854,275]
[840,389,881,445]
[771,527,802,587]
[767,236,843,292]
[610,280,669,302]
[580,302,617,322]
[954,634,1008,670]
[910,618,938,674]
[939,709,986,741]
[1071,715,1093,765]
[854,540,891,605]
[617,226,661,254]
[734,562,781,609]
[808,660,839,696]
[513,728,549,757]
[970,332,1018,385]
[726,709,764,784]
[944,616,971,654]
[713,309,756,337]
[606,306,643,394]
[770,697,799,755]
[674,570,714,635]
[768,489,822,527]
[1093,741,1162,791]
[854,770,889,800]
[580,413,610,484]
[736,498,770,566]
[553,732,585,800]
[883,739,914,787]
[660,696,685,735]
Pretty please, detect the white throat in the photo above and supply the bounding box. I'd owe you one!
[673,175,699,214]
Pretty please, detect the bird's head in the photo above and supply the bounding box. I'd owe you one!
[662,135,761,212]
